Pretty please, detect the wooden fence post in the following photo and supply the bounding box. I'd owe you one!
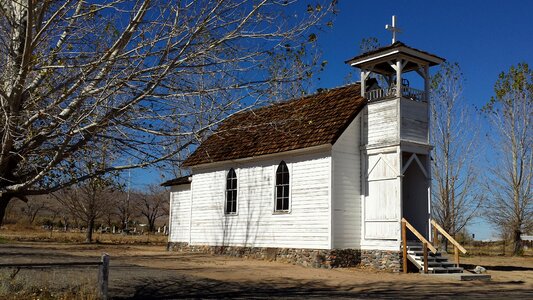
[98,254,110,300]
[402,220,407,274]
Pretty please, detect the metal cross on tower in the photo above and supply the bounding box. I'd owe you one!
[385,15,402,44]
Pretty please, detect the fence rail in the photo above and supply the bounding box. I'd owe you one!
[0,254,109,300]
[0,262,102,268]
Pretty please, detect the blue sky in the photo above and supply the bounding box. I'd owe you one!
[317,0,533,241]
[133,1,532,240]
[317,0,533,108]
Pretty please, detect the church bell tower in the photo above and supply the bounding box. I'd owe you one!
[346,16,444,250]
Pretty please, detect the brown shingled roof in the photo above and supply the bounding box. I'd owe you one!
[183,83,366,167]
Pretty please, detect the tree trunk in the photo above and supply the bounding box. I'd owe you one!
[0,195,13,226]
[149,218,155,232]
[86,218,95,243]
[513,229,523,256]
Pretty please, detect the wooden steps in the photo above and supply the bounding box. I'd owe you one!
[406,244,464,274]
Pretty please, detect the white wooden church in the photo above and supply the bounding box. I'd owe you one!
[164,20,446,270]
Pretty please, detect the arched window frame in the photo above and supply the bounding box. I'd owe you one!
[274,161,290,213]
[225,168,238,215]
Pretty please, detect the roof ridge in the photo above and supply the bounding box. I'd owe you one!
[234,82,361,116]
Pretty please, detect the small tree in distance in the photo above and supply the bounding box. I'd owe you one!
[53,176,116,243]
[19,195,50,225]
[136,185,169,232]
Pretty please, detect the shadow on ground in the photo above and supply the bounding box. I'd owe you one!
[2,243,531,299]
[110,266,532,299]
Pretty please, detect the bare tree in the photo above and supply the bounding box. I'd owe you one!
[0,0,335,224]
[430,62,483,248]
[53,177,115,242]
[136,184,168,232]
[20,195,51,224]
[483,63,532,256]
[115,191,133,230]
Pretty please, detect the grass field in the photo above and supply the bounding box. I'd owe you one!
[0,227,167,245]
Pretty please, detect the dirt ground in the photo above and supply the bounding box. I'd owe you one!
[0,242,532,299]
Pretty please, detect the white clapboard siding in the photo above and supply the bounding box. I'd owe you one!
[188,151,332,249]
[169,185,191,243]
[400,99,428,143]
[367,99,398,145]
[331,115,362,249]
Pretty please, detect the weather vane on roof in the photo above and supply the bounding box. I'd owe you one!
[385,15,401,44]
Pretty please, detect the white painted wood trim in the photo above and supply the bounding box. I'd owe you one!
[367,177,398,182]
[397,146,403,239]
[396,60,402,98]
[329,153,334,249]
[360,114,367,250]
[427,148,432,241]
[167,190,173,242]
[365,144,399,153]
[368,153,400,178]
[360,243,401,251]
[401,153,429,178]
[289,162,293,213]
[350,49,401,66]
[188,178,194,245]
[414,155,429,178]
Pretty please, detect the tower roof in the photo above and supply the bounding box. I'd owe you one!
[346,41,444,74]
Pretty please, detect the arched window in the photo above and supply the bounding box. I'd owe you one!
[225,168,237,214]
[275,161,290,211]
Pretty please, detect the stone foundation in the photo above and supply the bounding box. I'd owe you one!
[168,242,360,268]
[168,242,400,271]
[361,250,402,272]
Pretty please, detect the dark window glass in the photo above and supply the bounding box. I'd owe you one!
[225,168,237,214]
[275,161,290,211]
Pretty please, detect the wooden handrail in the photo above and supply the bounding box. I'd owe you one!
[430,220,467,254]
[401,218,436,274]
[401,218,437,253]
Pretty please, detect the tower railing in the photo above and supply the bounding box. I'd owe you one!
[365,86,426,102]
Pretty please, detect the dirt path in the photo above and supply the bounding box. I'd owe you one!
[0,242,532,299]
